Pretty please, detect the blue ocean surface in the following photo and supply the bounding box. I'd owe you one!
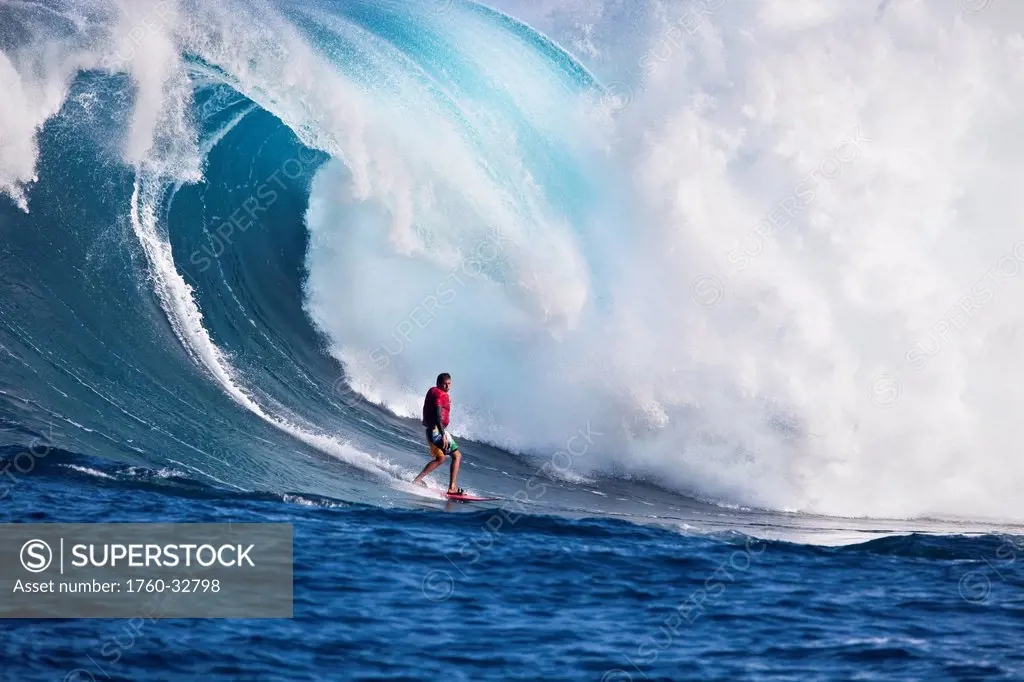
[1,450,1023,681]
[3,0,1024,679]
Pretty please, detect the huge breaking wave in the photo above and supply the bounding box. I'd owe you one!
[2,0,1024,522]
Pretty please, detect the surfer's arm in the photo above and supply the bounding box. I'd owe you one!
[434,404,446,436]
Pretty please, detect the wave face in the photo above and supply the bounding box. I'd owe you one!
[2,0,1024,521]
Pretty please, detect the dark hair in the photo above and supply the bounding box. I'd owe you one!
[436,373,452,387]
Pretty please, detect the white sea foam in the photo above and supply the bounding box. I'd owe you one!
[305,0,1024,521]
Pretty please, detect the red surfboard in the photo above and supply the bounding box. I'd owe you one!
[446,492,499,502]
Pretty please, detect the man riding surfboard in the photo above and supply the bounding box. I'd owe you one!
[412,373,465,495]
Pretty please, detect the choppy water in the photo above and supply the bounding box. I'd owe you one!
[2,452,1023,681]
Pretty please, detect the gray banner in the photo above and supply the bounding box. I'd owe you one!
[0,524,292,618]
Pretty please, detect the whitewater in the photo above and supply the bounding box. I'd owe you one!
[3,0,1024,524]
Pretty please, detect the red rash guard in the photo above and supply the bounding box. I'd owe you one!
[422,387,451,433]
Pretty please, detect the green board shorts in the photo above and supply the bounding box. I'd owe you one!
[426,427,459,456]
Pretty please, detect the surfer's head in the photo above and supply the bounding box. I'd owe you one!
[436,373,452,391]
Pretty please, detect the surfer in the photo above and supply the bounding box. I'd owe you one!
[412,373,465,495]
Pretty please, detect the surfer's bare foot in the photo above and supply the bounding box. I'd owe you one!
[413,478,428,488]
[447,487,465,495]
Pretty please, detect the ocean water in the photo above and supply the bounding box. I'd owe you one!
[3,0,1024,679]
[2,451,1024,681]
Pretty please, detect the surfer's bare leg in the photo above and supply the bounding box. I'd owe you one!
[447,450,462,493]
[413,450,446,486]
